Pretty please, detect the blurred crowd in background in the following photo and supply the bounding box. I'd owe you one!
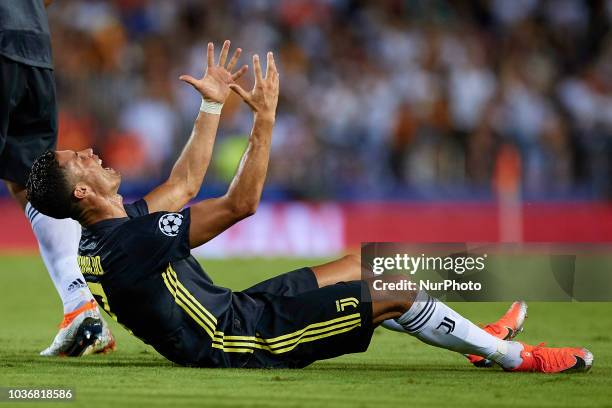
[37,0,612,200]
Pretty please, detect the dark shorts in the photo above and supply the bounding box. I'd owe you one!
[0,55,57,186]
[241,268,374,368]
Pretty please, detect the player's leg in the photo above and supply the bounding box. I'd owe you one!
[0,58,114,356]
[243,267,319,297]
[242,255,412,345]
[242,254,364,298]
[366,275,592,373]
[246,256,591,372]
[244,278,376,368]
[246,272,590,372]
[310,254,527,367]
[310,254,365,286]
[247,274,519,369]
[5,181,94,314]
[309,254,427,335]
[367,276,522,362]
[242,254,411,338]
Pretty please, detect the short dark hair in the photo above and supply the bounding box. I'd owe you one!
[26,150,78,219]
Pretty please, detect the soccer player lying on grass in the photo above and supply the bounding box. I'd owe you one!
[26,41,592,372]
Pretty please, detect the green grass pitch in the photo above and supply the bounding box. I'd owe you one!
[1,255,611,407]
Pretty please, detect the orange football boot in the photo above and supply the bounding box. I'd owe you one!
[467,301,528,367]
[510,342,593,373]
[41,300,116,357]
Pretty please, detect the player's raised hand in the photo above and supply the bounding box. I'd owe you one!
[229,51,279,121]
[179,40,248,104]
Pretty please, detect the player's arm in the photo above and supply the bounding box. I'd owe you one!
[144,41,247,213]
[188,52,279,248]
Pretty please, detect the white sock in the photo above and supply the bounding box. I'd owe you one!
[26,203,93,314]
[381,319,408,333]
[396,291,523,369]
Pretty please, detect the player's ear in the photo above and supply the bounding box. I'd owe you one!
[73,183,89,200]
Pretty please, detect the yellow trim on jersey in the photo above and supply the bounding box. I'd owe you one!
[268,322,362,354]
[164,267,217,324]
[210,316,361,350]
[160,264,363,354]
[212,321,362,354]
[162,268,216,336]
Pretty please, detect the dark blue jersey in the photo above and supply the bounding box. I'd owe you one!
[78,199,375,368]
[78,199,260,366]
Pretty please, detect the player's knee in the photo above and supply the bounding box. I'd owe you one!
[368,274,415,315]
[369,274,416,303]
[378,273,405,284]
[343,253,361,267]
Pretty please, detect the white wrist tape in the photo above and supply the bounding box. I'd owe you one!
[200,98,223,115]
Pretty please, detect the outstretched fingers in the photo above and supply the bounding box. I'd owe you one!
[207,42,214,68]
[178,74,198,88]
[231,64,249,81]
[269,52,278,73]
[253,54,263,83]
[265,51,276,79]
[226,47,242,72]
[229,83,250,102]
[218,40,230,67]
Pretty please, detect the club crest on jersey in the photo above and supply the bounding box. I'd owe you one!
[159,213,184,237]
[336,297,359,312]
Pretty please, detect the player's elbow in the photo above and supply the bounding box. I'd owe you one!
[182,186,199,202]
[226,197,258,219]
[243,202,258,217]
[174,181,199,204]
[161,179,199,206]
[236,201,258,218]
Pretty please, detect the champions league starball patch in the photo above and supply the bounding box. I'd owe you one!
[158,213,184,237]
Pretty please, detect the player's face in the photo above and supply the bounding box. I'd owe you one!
[55,149,121,196]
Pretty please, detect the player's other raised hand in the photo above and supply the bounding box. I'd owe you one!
[229,51,279,121]
[179,40,248,104]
